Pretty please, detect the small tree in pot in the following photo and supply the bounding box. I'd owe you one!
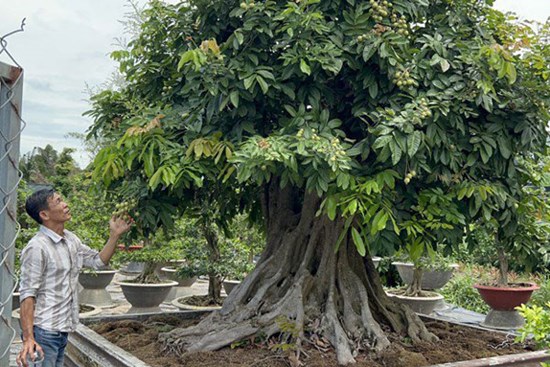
[174,216,264,306]
[469,172,550,329]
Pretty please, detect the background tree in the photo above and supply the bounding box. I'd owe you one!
[87,0,550,364]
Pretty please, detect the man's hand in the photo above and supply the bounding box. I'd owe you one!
[109,214,134,237]
[16,339,43,367]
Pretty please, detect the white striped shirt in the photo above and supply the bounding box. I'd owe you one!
[19,225,105,332]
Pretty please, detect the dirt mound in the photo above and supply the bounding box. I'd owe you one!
[90,317,535,367]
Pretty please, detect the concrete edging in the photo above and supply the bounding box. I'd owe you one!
[428,350,549,367]
[66,310,209,367]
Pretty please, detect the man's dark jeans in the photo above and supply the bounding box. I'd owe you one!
[31,326,68,367]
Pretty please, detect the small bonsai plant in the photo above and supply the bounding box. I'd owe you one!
[393,246,458,292]
[393,189,465,298]
[175,215,263,302]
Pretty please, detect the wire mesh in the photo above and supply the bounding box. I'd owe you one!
[0,20,25,366]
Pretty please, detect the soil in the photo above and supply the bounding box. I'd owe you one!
[178,295,225,307]
[90,315,537,367]
[79,304,95,313]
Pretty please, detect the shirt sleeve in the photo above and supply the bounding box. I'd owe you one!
[19,242,46,303]
[75,236,106,269]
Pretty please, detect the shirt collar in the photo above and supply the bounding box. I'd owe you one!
[39,225,67,244]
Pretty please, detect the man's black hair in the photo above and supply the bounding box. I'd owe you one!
[25,188,56,224]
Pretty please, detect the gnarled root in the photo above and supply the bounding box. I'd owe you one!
[159,192,437,365]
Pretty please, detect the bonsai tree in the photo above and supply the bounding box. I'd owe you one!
[466,157,550,287]
[175,215,264,303]
[87,0,550,364]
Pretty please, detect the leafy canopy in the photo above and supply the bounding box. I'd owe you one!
[87,0,550,261]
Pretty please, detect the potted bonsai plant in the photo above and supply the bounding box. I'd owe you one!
[392,248,459,291]
[469,174,550,329]
[109,198,181,313]
[385,188,466,315]
[115,240,180,313]
[171,215,264,308]
[386,239,447,315]
[471,216,545,329]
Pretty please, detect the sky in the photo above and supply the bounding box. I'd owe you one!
[0,0,549,168]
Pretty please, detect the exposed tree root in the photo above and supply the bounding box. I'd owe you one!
[159,188,437,365]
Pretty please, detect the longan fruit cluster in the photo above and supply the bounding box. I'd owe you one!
[394,69,415,88]
[418,98,432,119]
[113,199,138,217]
[239,0,255,10]
[369,0,392,23]
[391,14,409,36]
[404,170,417,185]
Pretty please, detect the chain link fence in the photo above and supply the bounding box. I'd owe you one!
[0,20,25,367]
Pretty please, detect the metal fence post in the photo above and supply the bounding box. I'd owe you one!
[0,24,25,367]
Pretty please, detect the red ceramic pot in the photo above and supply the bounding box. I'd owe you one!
[473,282,539,311]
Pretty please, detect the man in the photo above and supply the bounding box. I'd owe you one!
[16,188,133,367]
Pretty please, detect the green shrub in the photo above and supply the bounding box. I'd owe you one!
[440,269,490,314]
[530,276,550,310]
[516,303,550,367]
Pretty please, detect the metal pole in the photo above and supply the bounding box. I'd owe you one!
[0,61,23,367]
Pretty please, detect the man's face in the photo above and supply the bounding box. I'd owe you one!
[41,192,71,224]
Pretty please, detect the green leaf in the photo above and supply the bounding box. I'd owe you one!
[440,59,450,72]
[368,82,378,99]
[407,131,422,157]
[373,135,393,150]
[243,76,255,90]
[371,210,387,235]
[300,59,311,75]
[390,140,402,165]
[433,79,445,89]
[326,195,337,221]
[256,75,269,94]
[348,199,358,215]
[351,227,366,256]
[177,50,195,71]
[230,91,240,108]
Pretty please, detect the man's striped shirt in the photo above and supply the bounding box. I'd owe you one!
[19,225,105,332]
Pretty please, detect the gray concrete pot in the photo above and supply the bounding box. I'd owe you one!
[160,267,198,302]
[372,256,382,269]
[386,290,444,315]
[78,269,117,308]
[223,279,241,295]
[120,261,145,274]
[392,261,459,290]
[116,280,178,313]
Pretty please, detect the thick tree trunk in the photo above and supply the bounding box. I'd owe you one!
[160,183,436,365]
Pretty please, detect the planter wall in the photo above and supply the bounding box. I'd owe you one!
[65,312,550,367]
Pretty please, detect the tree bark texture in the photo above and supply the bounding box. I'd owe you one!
[202,223,222,302]
[160,182,436,365]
